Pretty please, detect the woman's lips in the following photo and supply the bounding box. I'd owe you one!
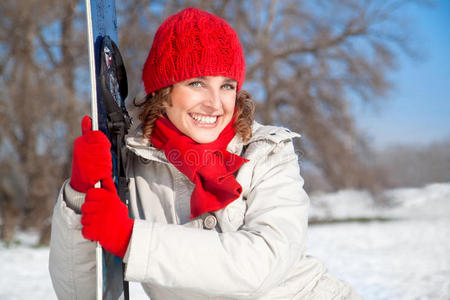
[189,113,220,126]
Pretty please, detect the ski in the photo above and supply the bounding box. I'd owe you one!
[85,1,131,299]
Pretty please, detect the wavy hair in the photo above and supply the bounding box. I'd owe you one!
[136,88,255,143]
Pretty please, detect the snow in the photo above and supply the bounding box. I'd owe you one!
[308,182,450,300]
[0,182,449,299]
[308,182,450,221]
[308,219,450,299]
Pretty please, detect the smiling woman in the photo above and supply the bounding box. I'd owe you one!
[49,7,361,300]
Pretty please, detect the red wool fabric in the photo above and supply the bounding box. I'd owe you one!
[81,177,133,258]
[70,116,113,193]
[142,7,245,95]
[151,117,248,219]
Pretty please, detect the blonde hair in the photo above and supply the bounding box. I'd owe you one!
[137,88,255,142]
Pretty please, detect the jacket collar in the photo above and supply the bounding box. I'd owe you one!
[125,121,300,163]
[125,126,168,163]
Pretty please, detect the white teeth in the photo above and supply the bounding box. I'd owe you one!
[191,113,217,124]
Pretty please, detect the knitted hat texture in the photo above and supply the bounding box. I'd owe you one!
[142,8,245,94]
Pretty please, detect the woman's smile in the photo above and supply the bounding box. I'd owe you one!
[189,113,220,126]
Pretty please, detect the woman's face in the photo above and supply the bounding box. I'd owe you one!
[165,76,237,144]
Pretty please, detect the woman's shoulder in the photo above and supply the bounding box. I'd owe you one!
[124,124,168,163]
[230,121,301,160]
[247,121,301,145]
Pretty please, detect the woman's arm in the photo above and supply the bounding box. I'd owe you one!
[48,180,97,299]
[125,138,309,298]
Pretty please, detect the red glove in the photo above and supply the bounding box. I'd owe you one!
[70,116,112,193]
[81,177,134,258]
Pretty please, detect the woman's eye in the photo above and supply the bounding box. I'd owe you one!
[222,83,236,90]
[188,81,203,87]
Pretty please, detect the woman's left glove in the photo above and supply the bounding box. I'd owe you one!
[70,116,113,193]
[81,177,134,258]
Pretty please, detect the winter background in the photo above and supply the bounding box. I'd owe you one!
[1,1,449,300]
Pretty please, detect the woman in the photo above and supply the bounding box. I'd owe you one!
[49,7,361,299]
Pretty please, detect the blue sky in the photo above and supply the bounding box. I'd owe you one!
[352,1,450,150]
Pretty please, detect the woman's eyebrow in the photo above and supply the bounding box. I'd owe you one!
[189,76,236,83]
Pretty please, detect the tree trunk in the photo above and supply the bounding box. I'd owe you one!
[0,198,21,243]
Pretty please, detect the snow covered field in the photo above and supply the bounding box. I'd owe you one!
[1,183,449,299]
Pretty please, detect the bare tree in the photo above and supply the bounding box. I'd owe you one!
[118,0,423,192]
[375,137,450,188]
[0,0,86,244]
[0,160,27,243]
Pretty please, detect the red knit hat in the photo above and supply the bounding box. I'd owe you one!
[142,8,245,95]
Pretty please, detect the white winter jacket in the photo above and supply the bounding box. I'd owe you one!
[49,122,361,299]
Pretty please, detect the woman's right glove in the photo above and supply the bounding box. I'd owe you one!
[70,116,112,193]
[81,177,134,258]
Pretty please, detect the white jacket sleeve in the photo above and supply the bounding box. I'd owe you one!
[48,180,97,299]
[125,139,309,298]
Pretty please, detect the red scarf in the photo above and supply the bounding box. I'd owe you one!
[151,117,248,219]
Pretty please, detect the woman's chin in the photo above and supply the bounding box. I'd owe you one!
[190,132,220,144]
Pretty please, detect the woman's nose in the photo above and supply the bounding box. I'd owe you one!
[203,88,222,111]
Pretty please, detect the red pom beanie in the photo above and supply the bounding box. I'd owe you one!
[142,7,245,95]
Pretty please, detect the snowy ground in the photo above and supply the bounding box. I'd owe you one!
[308,219,450,299]
[0,183,449,299]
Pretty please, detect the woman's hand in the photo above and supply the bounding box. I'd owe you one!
[70,116,112,193]
[81,177,134,258]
